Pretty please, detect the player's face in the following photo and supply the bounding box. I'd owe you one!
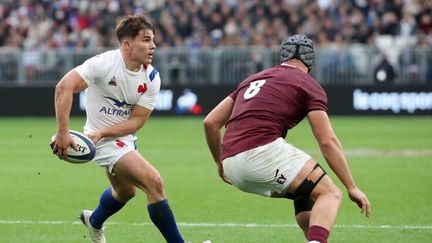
[129,29,156,65]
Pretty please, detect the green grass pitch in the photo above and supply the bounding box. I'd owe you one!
[0,116,431,242]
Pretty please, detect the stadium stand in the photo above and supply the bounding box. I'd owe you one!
[0,0,431,86]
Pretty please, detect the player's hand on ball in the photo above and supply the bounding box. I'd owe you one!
[216,162,231,185]
[348,187,371,218]
[50,130,96,163]
[51,132,78,159]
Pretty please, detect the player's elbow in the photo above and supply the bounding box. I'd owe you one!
[55,76,77,97]
[54,80,70,100]
[203,115,220,132]
[318,135,339,151]
[55,81,65,95]
[203,116,211,130]
[131,120,145,134]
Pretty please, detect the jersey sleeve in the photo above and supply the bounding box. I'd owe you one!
[137,69,161,110]
[303,76,328,113]
[74,54,107,86]
[228,89,238,101]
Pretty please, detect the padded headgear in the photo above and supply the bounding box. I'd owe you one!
[280,34,315,72]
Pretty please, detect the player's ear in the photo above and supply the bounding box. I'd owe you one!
[122,39,132,49]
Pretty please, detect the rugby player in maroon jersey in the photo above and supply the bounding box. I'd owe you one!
[204,34,371,243]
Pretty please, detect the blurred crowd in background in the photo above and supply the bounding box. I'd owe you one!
[0,0,431,85]
[1,0,431,49]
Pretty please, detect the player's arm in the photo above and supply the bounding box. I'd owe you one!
[203,96,234,184]
[307,110,371,217]
[53,70,88,157]
[88,104,152,142]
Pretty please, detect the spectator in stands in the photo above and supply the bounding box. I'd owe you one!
[399,10,417,37]
[418,13,432,35]
[322,33,355,81]
[374,54,396,85]
[1,0,431,50]
[1,0,432,85]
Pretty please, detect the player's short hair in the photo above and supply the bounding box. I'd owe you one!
[280,34,315,72]
[115,15,154,42]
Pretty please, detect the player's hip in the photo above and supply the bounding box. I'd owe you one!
[222,137,311,196]
[93,137,138,174]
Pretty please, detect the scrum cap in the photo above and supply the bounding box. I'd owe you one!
[280,34,315,72]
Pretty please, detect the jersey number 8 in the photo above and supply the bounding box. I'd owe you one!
[244,79,266,99]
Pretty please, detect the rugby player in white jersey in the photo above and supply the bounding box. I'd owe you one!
[51,15,185,243]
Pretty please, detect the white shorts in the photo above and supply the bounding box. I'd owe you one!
[92,138,136,174]
[222,137,311,197]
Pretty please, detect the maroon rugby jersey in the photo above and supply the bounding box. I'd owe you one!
[221,64,328,160]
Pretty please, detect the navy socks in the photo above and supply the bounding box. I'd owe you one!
[90,188,125,229]
[88,189,183,242]
[147,199,184,243]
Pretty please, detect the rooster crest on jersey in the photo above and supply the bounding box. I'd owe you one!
[280,34,315,73]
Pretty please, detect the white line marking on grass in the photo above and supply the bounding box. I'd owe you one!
[309,148,432,157]
[1,220,431,230]
[178,223,432,230]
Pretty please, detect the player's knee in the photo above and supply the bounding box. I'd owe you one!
[328,184,342,205]
[147,171,165,193]
[122,188,137,200]
[311,179,342,206]
[115,187,136,202]
[295,211,310,237]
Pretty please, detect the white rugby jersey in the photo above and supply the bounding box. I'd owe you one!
[74,49,161,140]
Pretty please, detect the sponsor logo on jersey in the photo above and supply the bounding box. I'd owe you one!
[100,96,132,117]
[103,96,132,108]
[108,76,117,86]
[274,169,286,185]
[99,107,131,116]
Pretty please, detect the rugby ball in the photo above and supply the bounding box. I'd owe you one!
[51,130,96,164]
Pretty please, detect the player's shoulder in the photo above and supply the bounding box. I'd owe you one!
[239,65,278,86]
[143,63,160,82]
[302,73,322,88]
[85,49,120,68]
[93,49,120,62]
[143,63,159,73]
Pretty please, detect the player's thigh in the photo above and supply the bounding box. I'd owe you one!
[112,150,163,192]
[286,159,317,194]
